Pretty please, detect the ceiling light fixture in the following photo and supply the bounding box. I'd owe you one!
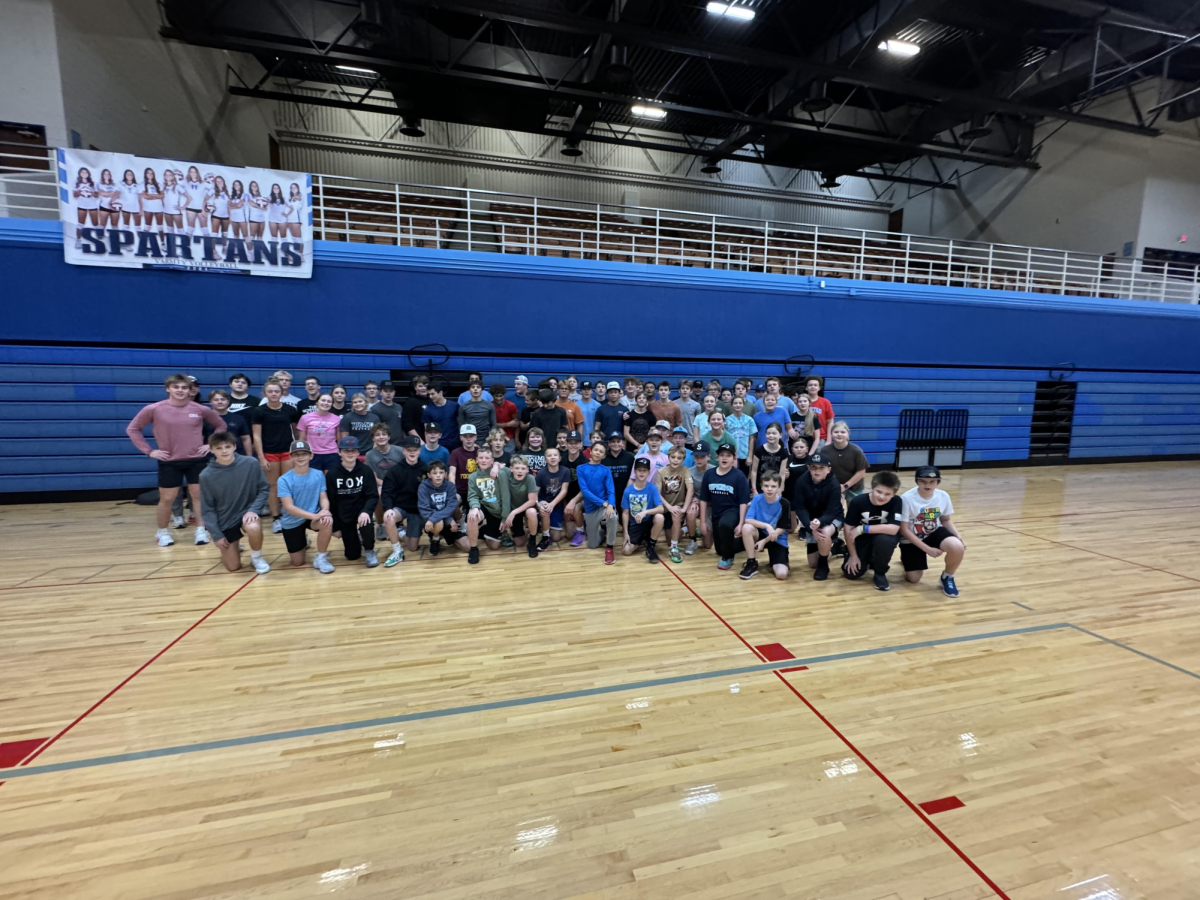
[878,39,920,57]
[706,3,755,21]
[561,137,583,157]
[819,174,841,189]
[631,105,667,119]
[700,160,722,174]
[336,65,378,75]
[398,116,425,138]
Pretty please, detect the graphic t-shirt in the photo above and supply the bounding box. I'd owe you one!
[339,410,381,445]
[900,487,954,542]
[448,446,479,498]
[699,467,751,519]
[276,468,326,528]
[521,448,547,475]
[621,481,663,519]
[845,493,904,530]
[625,409,656,447]
[536,465,572,504]
[250,403,301,453]
[746,495,789,547]
[753,443,789,491]
[227,395,260,424]
[724,414,758,459]
[298,411,342,454]
[656,466,691,509]
[365,445,404,481]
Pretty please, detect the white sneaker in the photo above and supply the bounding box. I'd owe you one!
[156,528,175,547]
[384,548,404,567]
[272,517,283,534]
[314,553,335,574]
[685,539,697,556]
[364,549,379,568]
[251,556,271,574]
[171,515,186,529]
[194,527,210,545]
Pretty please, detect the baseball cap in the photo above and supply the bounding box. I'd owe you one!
[633,457,651,469]
[692,444,710,456]
[289,439,312,454]
[692,379,704,389]
[755,382,766,392]
[806,451,832,467]
[655,419,671,430]
[380,380,395,390]
[672,425,688,434]
[424,421,441,433]
[716,442,737,455]
[459,424,477,435]
[338,436,360,450]
[915,465,942,479]
[566,430,583,441]
[400,435,422,448]
[608,431,624,440]
[580,381,592,390]
[606,381,621,391]
[514,375,529,385]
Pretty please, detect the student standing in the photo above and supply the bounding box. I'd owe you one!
[676,380,702,441]
[576,441,618,564]
[364,381,380,406]
[824,421,869,500]
[575,382,601,440]
[338,393,381,448]
[126,373,226,547]
[695,394,718,443]
[553,382,585,433]
[486,428,512,467]
[739,473,790,581]
[521,428,549,476]
[422,381,460,450]
[329,385,349,417]
[619,377,642,412]
[698,410,733,459]
[449,424,481,507]
[753,394,793,446]
[250,378,302,532]
[725,397,758,475]
[731,381,758,418]
[365,424,403,540]
[381,435,427,564]
[621,458,665,563]
[785,435,811,490]
[325,437,380,567]
[277,440,335,573]
[623,392,656,451]
[699,443,750,571]
[296,393,341,471]
[370,380,404,436]
[207,390,252,456]
[657,446,693,563]
[418,461,467,556]
[842,471,903,591]
[273,371,302,408]
[649,382,683,432]
[634,427,671,482]
[499,456,541,557]
[686,444,713,555]
[899,466,965,597]
[806,376,835,446]
[668,427,695,467]
[401,375,430,437]
[456,373,493,405]
[594,383,628,444]
[491,383,520,449]
[458,381,498,439]
[511,375,530,413]
[226,373,260,424]
[791,451,843,581]
[531,389,568,441]
[296,377,323,415]
[750,422,788,495]
[792,395,821,450]
[199,431,271,574]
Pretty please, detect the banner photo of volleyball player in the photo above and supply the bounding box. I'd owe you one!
[57,148,313,278]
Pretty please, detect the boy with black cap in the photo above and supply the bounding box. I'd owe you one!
[699,442,750,570]
[899,466,965,597]
[791,451,844,581]
[576,381,600,440]
[842,470,904,591]
[561,430,588,546]
[326,436,380,567]
[277,439,336,573]
[603,431,635,511]
[622,456,665,563]
[381,435,427,565]
[371,380,403,436]
[419,421,450,468]
[686,443,713,555]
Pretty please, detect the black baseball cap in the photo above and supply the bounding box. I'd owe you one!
[608,431,624,440]
[566,430,583,441]
[693,444,710,457]
[716,442,736,455]
[380,380,395,390]
[807,452,832,467]
[580,381,592,390]
[633,457,651,469]
[425,421,441,433]
[400,435,422,447]
[692,379,704,389]
[915,465,942,479]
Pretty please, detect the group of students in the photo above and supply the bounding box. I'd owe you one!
[124,370,965,595]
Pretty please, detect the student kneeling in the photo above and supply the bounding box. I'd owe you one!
[841,471,903,591]
[739,472,790,580]
[199,430,271,574]
[622,457,665,563]
[898,466,965,597]
[277,440,336,573]
[326,436,380,567]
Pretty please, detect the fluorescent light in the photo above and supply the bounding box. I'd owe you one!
[706,2,755,20]
[878,39,920,57]
[336,65,378,75]
[631,105,667,119]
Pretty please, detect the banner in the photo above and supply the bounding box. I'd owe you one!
[56,149,312,278]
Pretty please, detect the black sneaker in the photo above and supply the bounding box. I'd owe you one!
[537,534,553,552]
[873,573,890,591]
[645,542,660,564]
[813,557,829,581]
[739,559,759,580]
[428,537,441,557]
[527,540,539,558]
[831,538,847,557]
[468,547,479,565]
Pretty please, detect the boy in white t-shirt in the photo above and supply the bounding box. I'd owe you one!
[898,466,965,597]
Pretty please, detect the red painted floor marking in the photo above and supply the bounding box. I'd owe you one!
[755,643,795,662]
[777,665,809,673]
[660,562,765,660]
[0,739,48,769]
[920,796,967,815]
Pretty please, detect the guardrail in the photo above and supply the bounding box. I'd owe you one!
[4,144,1197,303]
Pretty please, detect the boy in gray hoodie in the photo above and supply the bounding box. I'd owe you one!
[199,430,271,573]
[417,460,467,556]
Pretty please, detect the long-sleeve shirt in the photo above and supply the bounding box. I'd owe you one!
[791,471,844,529]
[417,479,459,523]
[199,455,269,535]
[457,398,497,436]
[576,463,615,513]
[467,470,503,516]
[325,461,379,522]
[380,460,427,512]
[126,400,225,460]
[499,469,538,521]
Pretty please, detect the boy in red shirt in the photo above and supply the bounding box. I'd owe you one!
[491,382,519,449]
[805,376,835,446]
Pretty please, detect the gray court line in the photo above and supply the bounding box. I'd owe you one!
[1068,624,1200,681]
[1011,601,1035,611]
[0,622,1069,782]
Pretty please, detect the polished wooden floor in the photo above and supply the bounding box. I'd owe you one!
[2,462,1200,899]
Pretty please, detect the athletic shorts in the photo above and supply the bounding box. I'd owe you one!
[546,507,564,529]
[479,510,504,540]
[282,520,320,553]
[264,451,290,463]
[158,457,207,488]
[310,453,338,471]
[388,507,424,536]
[626,518,656,546]
[755,528,790,568]
[900,526,953,572]
[222,524,245,544]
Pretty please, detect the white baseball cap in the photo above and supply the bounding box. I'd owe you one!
[514,375,529,385]
[606,381,621,390]
[459,424,477,435]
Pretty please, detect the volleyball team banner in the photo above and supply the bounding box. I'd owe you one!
[57,149,312,278]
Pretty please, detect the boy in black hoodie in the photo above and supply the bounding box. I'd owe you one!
[791,451,843,581]
[381,435,428,565]
[326,436,380,567]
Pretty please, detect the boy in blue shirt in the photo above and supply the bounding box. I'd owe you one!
[740,472,790,580]
[577,440,618,564]
[418,421,451,468]
[276,439,335,573]
[621,457,665,563]
[422,380,460,450]
[576,381,601,440]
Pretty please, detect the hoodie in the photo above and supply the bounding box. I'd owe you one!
[417,478,459,523]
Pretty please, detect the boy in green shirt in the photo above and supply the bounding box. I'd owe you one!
[499,455,541,558]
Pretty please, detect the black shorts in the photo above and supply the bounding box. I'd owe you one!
[480,510,504,540]
[900,527,953,571]
[756,528,790,568]
[222,525,244,544]
[158,457,208,488]
[282,520,320,553]
[626,517,658,546]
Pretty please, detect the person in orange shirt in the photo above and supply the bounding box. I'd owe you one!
[554,381,585,433]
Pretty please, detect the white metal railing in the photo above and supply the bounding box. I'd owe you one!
[6,145,1198,303]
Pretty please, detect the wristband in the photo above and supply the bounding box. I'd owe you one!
[863,523,869,533]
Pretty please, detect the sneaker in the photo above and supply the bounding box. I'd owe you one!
[314,554,335,574]
[941,573,959,597]
[604,546,615,565]
[537,534,553,552]
[468,547,480,565]
[252,556,271,574]
[428,537,441,557]
[569,531,585,547]
[171,515,186,529]
[364,550,379,568]
[527,540,539,558]
[384,548,404,567]
[873,573,890,592]
[684,539,697,556]
[814,558,830,581]
[500,532,514,548]
[669,545,682,563]
[272,517,283,534]
[156,528,175,547]
[194,526,210,545]
[645,543,660,564]
[717,558,733,571]
[375,524,387,542]
[739,559,759,580]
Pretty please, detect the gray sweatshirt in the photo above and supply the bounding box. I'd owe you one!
[457,398,497,437]
[199,455,269,535]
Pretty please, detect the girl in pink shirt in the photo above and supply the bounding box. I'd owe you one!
[297,393,342,471]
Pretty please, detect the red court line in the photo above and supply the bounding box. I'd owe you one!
[11,574,259,773]
[659,562,764,660]
[920,796,967,815]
